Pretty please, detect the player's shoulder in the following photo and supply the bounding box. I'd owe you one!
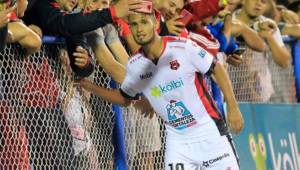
[164,36,188,44]
[128,51,144,66]
[164,36,196,49]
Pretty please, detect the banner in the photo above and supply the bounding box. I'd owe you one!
[234,104,300,170]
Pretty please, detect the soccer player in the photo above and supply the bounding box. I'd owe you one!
[78,11,244,169]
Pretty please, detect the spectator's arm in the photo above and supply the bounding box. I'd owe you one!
[263,33,291,68]
[281,24,300,38]
[231,22,266,52]
[26,0,142,36]
[104,24,129,66]
[107,41,129,66]
[94,44,126,84]
[8,22,42,55]
[87,28,126,83]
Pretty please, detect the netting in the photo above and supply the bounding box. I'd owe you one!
[227,42,297,103]
[123,105,165,170]
[0,39,297,170]
[0,43,115,169]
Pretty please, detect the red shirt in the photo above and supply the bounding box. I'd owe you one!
[21,58,60,108]
[0,101,30,170]
[185,0,221,21]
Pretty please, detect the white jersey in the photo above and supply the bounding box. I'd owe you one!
[121,36,225,142]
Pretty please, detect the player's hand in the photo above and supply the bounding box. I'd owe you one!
[113,0,143,19]
[226,106,244,134]
[133,98,155,119]
[226,54,243,66]
[166,15,185,36]
[73,46,90,69]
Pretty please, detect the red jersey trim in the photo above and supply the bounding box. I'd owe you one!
[194,73,221,119]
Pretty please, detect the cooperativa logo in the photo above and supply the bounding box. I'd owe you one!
[151,79,184,97]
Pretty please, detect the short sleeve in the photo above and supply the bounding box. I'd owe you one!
[120,64,140,99]
[185,39,214,74]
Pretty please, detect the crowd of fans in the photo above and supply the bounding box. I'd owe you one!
[0,0,300,169]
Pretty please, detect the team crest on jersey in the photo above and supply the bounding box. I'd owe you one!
[166,100,197,130]
[170,60,180,70]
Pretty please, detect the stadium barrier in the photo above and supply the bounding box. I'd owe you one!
[0,36,299,170]
[234,103,300,170]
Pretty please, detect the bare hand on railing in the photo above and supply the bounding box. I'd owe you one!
[226,54,243,66]
[73,46,90,69]
[0,6,16,28]
[227,106,244,134]
[113,0,143,19]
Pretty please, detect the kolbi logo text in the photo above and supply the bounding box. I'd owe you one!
[151,79,184,97]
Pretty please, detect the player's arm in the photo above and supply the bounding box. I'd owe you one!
[78,78,132,106]
[186,40,244,134]
[211,62,244,134]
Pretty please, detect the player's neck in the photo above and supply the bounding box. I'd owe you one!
[143,36,164,60]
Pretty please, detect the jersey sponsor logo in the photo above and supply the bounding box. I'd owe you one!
[166,100,197,130]
[198,49,207,58]
[150,79,184,97]
[170,60,180,70]
[202,153,230,168]
[140,72,153,80]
